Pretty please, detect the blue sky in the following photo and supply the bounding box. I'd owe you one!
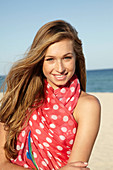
[0,0,113,75]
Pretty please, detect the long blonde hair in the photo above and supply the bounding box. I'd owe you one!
[0,20,86,159]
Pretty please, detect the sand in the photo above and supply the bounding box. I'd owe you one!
[0,92,113,170]
[88,93,113,170]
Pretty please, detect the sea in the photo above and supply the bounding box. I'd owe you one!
[0,68,113,92]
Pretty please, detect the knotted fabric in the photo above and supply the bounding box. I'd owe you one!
[11,75,81,170]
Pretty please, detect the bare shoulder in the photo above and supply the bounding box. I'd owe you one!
[71,92,101,162]
[74,91,101,122]
[79,91,101,107]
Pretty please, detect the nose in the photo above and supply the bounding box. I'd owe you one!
[55,60,65,73]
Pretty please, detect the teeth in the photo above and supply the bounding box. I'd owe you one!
[55,75,65,77]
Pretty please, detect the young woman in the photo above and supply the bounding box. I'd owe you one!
[0,20,101,170]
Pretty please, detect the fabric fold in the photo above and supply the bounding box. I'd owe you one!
[11,75,80,170]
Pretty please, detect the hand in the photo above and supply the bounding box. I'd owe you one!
[59,161,90,170]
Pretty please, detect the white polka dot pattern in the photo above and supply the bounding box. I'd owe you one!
[47,97,50,102]
[57,161,62,167]
[43,142,49,147]
[59,135,65,140]
[73,128,76,134]
[22,130,25,137]
[41,116,46,122]
[29,120,32,126]
[46,137,52,143]
[69,139,74,145]
[33,114,37,120]
[30,137,33,143]
[53,104,59,110]
[24,164,29,168]
[34,134,38,140]
[39,122,44,128]
[63,116,69,122]
[33,152,37,158]
[21,143,24,149]
[66,97,70,102]
[50,123,56,128]
[18,155,22,161]
[42,161,47,166]
[38,144,43,149]
[16,145,21,151]
[60,88,66,93]
[57,146,63,151]
[47,151,52,158]
[61,127,67,132]
[48,133,53,137]
[49,129,54,133]
[70,96,75,101]
[36,129,41,134]
[51,115,58,120]
[44,158,49,164]
[11,75,80,169]
[70,87,75,92]
[68,106,71,111]
[67,150,71,154]
[55,157,62,162]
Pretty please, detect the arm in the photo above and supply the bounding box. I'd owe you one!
[0,123,31,170]
[68,92,101,163]
[59,92,100,170]
[1,162,31,170]
[59,162,90,170]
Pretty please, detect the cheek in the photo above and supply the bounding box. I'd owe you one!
[72,58,76,71]
[43,62,52,76]
[67,60,76,71]
[43,63,47,76]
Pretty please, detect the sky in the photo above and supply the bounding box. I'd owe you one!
[0,0,113,75]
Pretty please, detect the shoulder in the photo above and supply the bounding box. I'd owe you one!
[79,91,101,108]
[71,92,101,162]
[74,91,101,123]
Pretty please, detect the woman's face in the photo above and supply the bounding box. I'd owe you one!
[43,39,76,89]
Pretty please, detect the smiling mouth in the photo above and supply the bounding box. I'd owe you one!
[55,75,65,77]
[53,74,67,80]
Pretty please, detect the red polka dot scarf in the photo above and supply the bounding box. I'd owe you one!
[11,74,81,170]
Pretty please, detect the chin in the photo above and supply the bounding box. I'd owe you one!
[54,80,69,87]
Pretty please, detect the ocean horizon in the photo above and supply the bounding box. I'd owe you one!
[86,68,113,92]
[0,68,113,92]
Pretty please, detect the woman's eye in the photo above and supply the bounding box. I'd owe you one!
[64,56,72,60]
[45,58,54,61]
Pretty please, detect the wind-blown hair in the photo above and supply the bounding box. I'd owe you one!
[0,20,86,159]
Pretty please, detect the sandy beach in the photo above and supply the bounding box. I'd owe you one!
[0,92,113,170]
[88,93,113,170]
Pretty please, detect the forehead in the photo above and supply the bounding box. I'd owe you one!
[45,39,74,56]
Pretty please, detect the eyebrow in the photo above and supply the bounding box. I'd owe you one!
[45,52,74,58]
[63,52,74,56]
